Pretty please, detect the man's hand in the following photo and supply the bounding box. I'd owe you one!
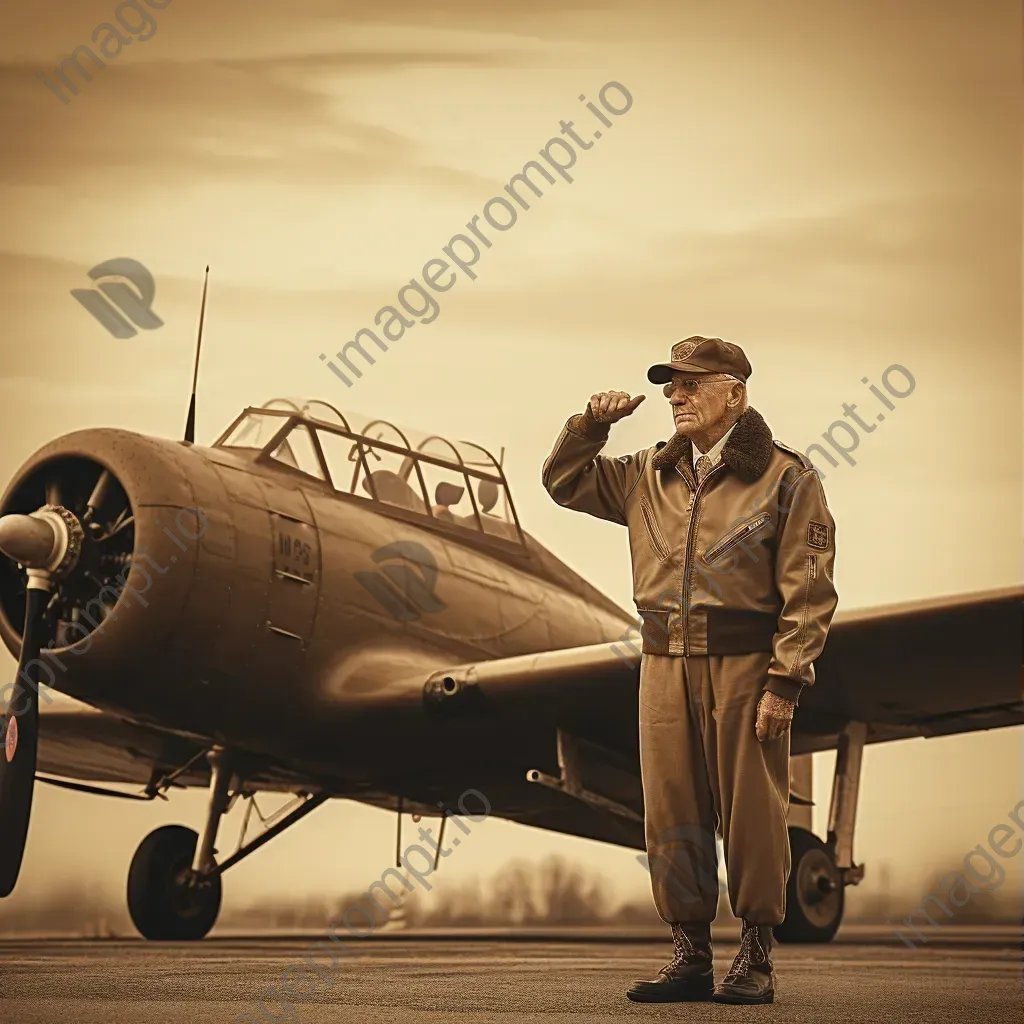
[589,391,646,423]
[755,691,795,742]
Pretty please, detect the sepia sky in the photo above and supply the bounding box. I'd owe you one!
[0,0,1020,924]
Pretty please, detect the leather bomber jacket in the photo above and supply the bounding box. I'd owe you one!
[541,405,838,703]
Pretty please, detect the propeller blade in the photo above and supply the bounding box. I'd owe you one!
[45,479,62,508]
[0,585,48,896]
[56,619,75,647]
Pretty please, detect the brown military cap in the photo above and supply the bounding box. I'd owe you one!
[647,336,752,384]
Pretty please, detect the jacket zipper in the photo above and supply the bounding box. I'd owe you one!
[639,495,671,561]
[680,462,724,655]
[704,512,772,565]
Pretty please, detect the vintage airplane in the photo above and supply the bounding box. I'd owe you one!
[0,394,1020,944]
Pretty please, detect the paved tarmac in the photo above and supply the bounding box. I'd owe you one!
[0,925,1019,1024]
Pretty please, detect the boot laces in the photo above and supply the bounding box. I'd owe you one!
[667,923,707,970]
[726,923,770,979]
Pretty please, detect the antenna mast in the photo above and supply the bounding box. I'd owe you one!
[184,265,210,444]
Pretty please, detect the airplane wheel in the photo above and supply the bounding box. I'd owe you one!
[773,826,844,944]
[127,825,221,941]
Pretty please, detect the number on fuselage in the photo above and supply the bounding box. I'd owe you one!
[267,512,320,641]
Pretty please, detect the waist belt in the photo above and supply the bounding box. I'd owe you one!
[638,607,778,656]
[705,608,778,654]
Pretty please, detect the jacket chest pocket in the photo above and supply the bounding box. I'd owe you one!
[703,512,772,565]
[638,495,672,562]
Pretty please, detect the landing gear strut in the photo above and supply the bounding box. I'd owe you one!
[127,746,232,940]
[775,722,866,943]
[126,745,329,940]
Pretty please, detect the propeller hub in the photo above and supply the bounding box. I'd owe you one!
[0,505,83,580]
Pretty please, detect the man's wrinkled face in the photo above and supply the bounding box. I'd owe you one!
[663,373,740,437]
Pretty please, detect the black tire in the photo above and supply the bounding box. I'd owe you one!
[773,826,844,944]
[127,825,221,941]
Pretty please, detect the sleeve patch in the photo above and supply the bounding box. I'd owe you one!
[807,521,830,549]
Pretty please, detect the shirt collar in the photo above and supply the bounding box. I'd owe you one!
[692,421,737,469]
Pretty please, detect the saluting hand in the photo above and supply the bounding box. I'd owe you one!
[589,391,646,423]
[756,691,796,742]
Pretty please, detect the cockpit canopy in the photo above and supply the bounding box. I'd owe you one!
[214,398,524,544]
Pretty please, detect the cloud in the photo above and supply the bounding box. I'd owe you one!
[0,0,617,198]
[418,189,1020,346]
[0,44,535,192]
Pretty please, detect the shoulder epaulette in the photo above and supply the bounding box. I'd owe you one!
[772,440,814,470]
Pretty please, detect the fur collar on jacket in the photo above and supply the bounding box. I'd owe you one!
[650,407,774,482]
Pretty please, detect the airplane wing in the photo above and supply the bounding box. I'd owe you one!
[424,584,1024,756]
[794,584,1024,750]
[34,697,314,796]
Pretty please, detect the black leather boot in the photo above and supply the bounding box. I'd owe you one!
[712,919,776,1004]
[626,922,714,1002]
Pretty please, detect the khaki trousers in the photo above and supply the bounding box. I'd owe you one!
[638,652,791,926]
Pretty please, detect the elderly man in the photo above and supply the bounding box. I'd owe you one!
[542,337,838,1005]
